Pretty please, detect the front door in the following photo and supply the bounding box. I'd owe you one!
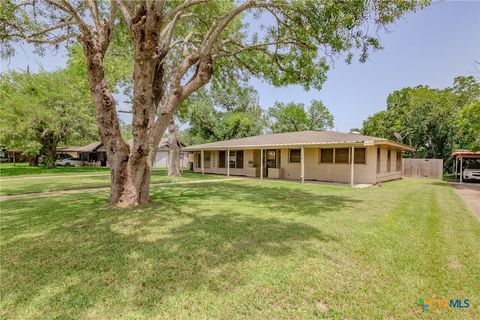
[266,149,276,176]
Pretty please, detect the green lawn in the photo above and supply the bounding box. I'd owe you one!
[0,168,223,196]
[0,163,111,176]
[1,178,479,319]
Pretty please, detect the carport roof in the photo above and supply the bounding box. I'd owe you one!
[183,130,414,151]
[452,150,480,159]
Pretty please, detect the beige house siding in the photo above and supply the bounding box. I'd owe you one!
[192,145,404,184]
[193,150,254,176]
[281,146,377,184]
[375,147,402,183]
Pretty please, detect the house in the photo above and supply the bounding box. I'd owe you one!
[183,130,414,185]
[151,138,189,168]
[58,142,107,166]
[58,138,188,168]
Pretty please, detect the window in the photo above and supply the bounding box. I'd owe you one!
[196,152,201,168]
[219,151,226,168]
[266,150,276,160]
[320,148,334,163]
[289,149,301,163]
[229,151,236,168]
[228,150,244,168]
[387,150,391,173]
[204,151,211,168]
[354,148,366,164]
[236,150,244,168]
[376,148,381,174]
[396,151,402,171]
[335,148,349,164]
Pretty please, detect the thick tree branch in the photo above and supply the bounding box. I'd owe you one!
[115,0,132,31]
[48,0,92,37]
[28,19,76,38]
[26,32,79,45]
[86,0,102,30]
[164,0,207,20]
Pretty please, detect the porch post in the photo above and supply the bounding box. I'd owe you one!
[227,149,230,177]
[201,149,204,175]
[301,146,305,183]
[260,148,263,181]
[350,146,355,187]
[460,156,463,183]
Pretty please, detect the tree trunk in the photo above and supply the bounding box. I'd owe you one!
[168,118,181,176]
[79,18,211,207]
[44,144,57,169]
[84,46,140,207]
[28,155,39,166]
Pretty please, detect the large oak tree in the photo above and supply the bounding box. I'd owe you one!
[1,0,427,206]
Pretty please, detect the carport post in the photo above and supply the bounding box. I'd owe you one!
[460,157,463,183]
[201,149,204,175]
[227,149,230,177]
[301,145,305,184]
[350,146,355,187]
[454,158,457,180]
[260,148,263,181]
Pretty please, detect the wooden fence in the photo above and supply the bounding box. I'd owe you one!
[402,158,443,179]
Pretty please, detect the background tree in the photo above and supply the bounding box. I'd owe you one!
[167,116,182,177]
[456,101,480,152]
[2,0,427,206]
[362,76,480,169]
[268,100,334,133]
[0,70,97,168]
[178,85,266,144]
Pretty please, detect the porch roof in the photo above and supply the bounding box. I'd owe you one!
[183,130,414,151]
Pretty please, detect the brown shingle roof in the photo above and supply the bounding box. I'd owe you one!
[183,130,414,151]
[67,138,185,153]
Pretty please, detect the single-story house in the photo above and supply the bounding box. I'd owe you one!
[183,130,414,185]
[151,138,189,168]
[58,142,107,166]
[58,138,189,168]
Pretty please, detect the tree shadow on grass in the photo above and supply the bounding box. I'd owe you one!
[0,181,360,318]
[150,180,361,217]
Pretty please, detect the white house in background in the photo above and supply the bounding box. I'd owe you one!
[152,138,189,168]
[183,130,415,185]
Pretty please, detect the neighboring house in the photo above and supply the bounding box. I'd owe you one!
[58,142,107,166]
[58,138,188,168]
[152,138,189,168]
[183,130,414,185]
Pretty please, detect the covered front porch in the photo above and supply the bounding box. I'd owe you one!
[193,146,366,186]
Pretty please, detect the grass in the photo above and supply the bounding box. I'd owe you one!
[1,178,479,319]
[0,168,223,196]
[0,163,111,176]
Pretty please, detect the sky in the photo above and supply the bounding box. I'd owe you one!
[1,0,479,132]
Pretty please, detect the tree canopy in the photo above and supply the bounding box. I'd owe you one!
[0,69,97,167]
[362,76,480,168]
[178,86,265,145]
[268,100,334,133]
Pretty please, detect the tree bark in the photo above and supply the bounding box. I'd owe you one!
[28,155,39,167]
[43,144,57,168]
[80,6,212,207]
[84,46,137,207]
[168,118,181,176]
